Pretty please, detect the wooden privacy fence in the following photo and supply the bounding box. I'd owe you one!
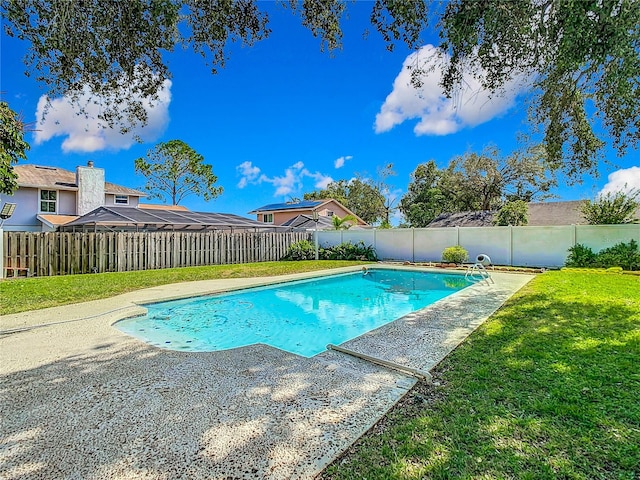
[2,231,311,277]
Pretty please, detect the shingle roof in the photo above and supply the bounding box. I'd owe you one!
[427,201,590,227]
[14,164,146,196]
[248,200,324,213]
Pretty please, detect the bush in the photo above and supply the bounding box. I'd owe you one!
[594,240,640,271]
[282,240,378,262]
[565,240,640,271]
[282,240,316,260]
[442,245,469,264]
[322,241,378,261]
[565,243,597,267]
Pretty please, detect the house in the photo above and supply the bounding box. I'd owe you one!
[248,199,368,229]
[0,162,146,231]
[427,201,589,227]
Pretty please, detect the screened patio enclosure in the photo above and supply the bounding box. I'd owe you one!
[58,206,291,232]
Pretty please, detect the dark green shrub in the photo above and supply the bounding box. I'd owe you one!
[565,240,640,270]
[565,243,597,267]
[322,241,378,261]
[282,240,316,260]
[283,240,378,262]
[442,245,469,264]
[594,240,640,271]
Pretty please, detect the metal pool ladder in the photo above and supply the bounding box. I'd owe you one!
[465,254,495,284]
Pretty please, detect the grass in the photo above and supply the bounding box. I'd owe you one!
[0,260,367,315]
[322,271,640,479]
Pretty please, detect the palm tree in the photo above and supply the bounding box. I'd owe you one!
[332,214,357,230]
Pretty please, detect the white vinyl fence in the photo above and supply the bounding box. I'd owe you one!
[318,225,640,268]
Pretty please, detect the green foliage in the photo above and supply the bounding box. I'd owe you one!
[595,240,640,271]
[581,190,640,225]
[493,200,529,226]
[2,0,427,131]
[442,245,468,264]
[565,241,640,271]
[0,100,30,195]
[437,0,640,180]
[134,139,222,205]
[281,239,316,261]
[331,214,357,230]
[400,147,555,227]
[322,241,378,261]
[283,240,378,262]
[565,243,598,268]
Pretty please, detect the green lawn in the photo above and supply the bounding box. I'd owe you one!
[0,260,366,315]
[322,271,640,479]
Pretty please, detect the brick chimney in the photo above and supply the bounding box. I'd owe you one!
[76,161,105,215]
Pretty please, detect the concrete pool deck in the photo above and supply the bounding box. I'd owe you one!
[0,265,534,479]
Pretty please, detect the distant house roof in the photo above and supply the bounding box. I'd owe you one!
[248,200,324,213]
[138,203,189,211]
[59,206,289,232]
[14,164,146,196]
[427,201,589,227]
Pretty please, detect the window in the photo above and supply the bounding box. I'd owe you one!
[39,190,57,213]
[262,213,273,223]
[326,211,334,217]
[115,195,129,205]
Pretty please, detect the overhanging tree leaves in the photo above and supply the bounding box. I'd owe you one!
[0,100,30,195]
[437,0,640,180]
[3,0,638,181]
[135,140,222,205]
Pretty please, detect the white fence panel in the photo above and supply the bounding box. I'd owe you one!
[413,228,458,262]
[576,224,640,251]
[314,224,638,267]
[458,227,512,265]
[343,229,375,246]
[374,229,414,260]
[511,226,574,267]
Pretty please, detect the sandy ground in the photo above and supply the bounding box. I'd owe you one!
[0,265,533,479]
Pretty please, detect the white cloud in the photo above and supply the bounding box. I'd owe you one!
[235,161,334,197]
[375,45,528,136]
[236,161,262,188]
[334,155,353,169]
[599,167,640,196]
[34,79,172,153]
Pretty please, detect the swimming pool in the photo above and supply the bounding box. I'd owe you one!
[115,268,473,357]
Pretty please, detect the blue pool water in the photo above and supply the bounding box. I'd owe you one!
[115,269,473,357]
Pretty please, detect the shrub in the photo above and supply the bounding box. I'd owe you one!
[565,243,597,267]
[594,240,640,271]
[282,240,378,262]
[565,240,640,271]
[322,241,378,261]
[442,245,469,264]
[282,240,316,260]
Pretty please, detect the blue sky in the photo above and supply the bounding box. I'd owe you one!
[2,3,638,224]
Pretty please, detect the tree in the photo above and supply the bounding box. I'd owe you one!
[399,147,556,227]
[398,160,448,227]
[332,214,357,230]
[134,140,222,205]
[581,190,640,225]
[3,1,637,181]
[304,177,385,225]
[493,200,529,226]
[0,100,30,195]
